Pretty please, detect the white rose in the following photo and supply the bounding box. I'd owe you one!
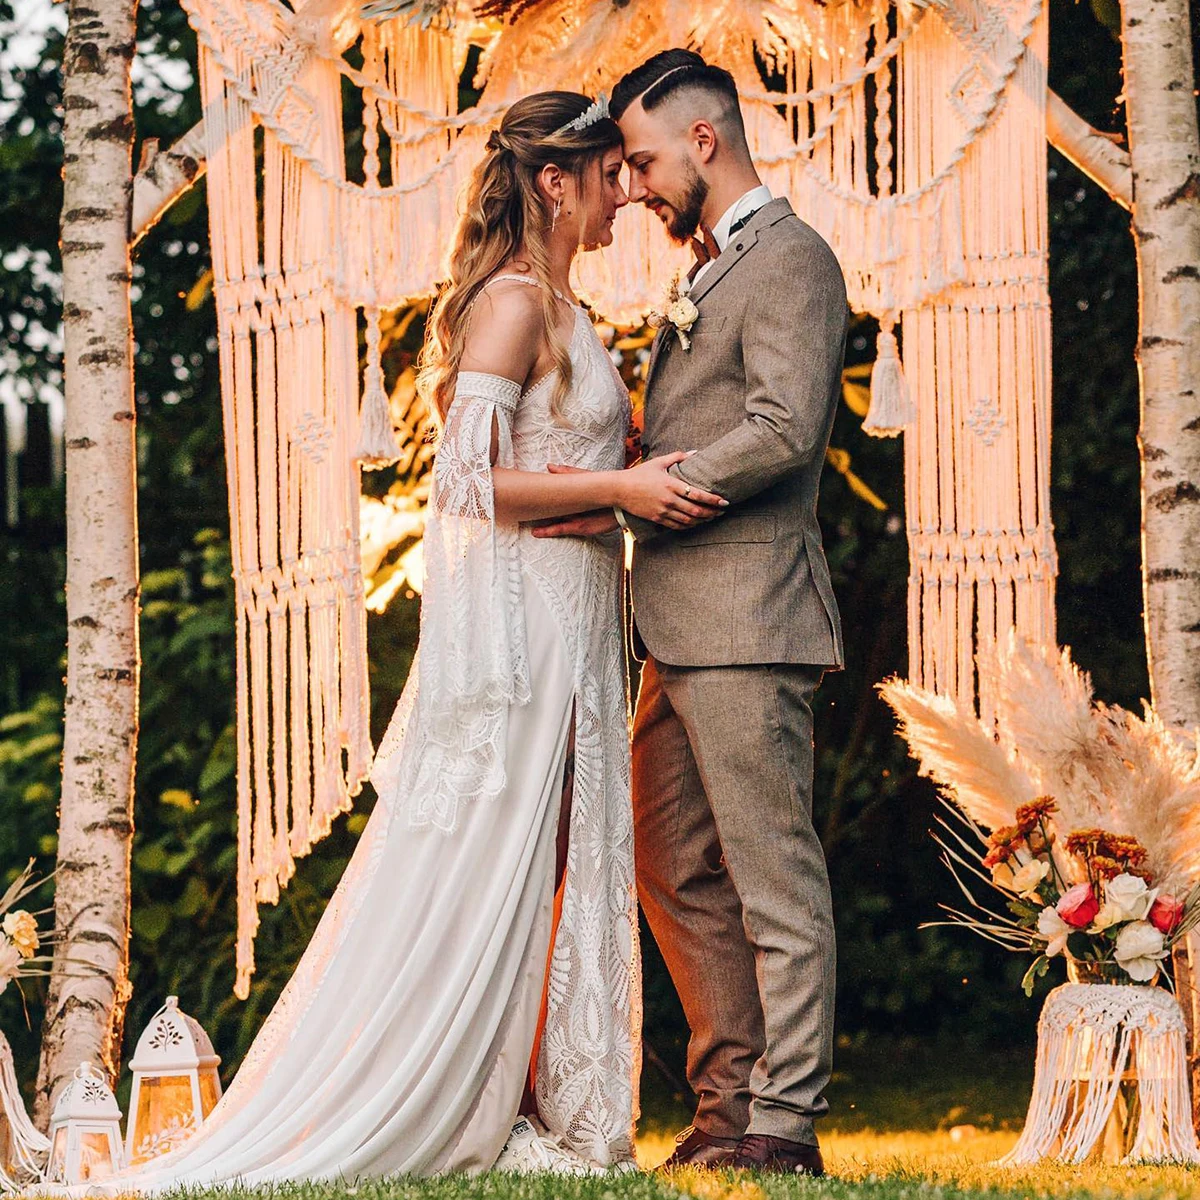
[1010,859,1050,898]
[0,939,22,992]
[666,297,699,332]
[1037,906,1072,957]
[1090,901,1124,932]
[1104,873,1157,922]
[1114,920,1168,982]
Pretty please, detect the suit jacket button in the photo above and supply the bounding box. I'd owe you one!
[735,242,743,251]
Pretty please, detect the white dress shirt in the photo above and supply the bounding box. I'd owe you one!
[688,183,773,289]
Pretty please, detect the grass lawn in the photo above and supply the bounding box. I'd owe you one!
[160,1041,1200,1200]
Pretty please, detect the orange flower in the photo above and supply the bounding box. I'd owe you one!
[983,826,1024,868]
[1065,829,1107,856]
[1015,796,1057,834]
[982,845,1008,869]
[1064,829,1149,869]
[1103,835,1148,866]
[1089,855,1124,882]
[1027,827,1055,856]
[988,825,1021,847]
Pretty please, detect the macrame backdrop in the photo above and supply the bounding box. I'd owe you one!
[197,19,374,997]
[898,0,1056,725]
[184,0,1058,992]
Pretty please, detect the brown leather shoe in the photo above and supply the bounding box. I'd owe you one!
[658,1125,742,1169]
[732,1133,825,1176]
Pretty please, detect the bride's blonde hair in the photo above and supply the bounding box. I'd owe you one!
[420,91,622,422]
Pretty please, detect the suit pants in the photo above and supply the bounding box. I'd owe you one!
[632,656,836,1145]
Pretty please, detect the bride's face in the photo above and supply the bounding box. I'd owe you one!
[574,146,629,250]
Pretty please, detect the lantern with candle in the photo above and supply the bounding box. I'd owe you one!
[45,1062,124,1183]
[125,996,222,1165]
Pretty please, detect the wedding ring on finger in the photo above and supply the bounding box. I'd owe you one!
[683,485,692,498]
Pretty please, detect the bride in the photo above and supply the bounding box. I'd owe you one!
[49,91,727,1191]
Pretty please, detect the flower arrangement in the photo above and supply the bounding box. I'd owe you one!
[880,634,1200,993]
[0,861,60,997]
[979,800,1199,989]
[647,275,699,350]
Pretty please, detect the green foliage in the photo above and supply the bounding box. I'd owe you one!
[1020,954,1049,998]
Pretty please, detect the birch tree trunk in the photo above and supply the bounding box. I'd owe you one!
[34,0,140,1125]
[1119,0,1200,1128]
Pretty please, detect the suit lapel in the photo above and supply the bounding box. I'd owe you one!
[644,325,670,390]
[643,197,794,404]
[685,196,792,307]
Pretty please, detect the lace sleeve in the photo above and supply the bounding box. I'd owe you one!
[370,371,530,832]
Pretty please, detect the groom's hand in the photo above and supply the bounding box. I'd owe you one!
[532,464,621,537]
[531,509,621,538]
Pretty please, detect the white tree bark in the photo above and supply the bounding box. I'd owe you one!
[1046,91,1132,210]
[131,123,206,247]
[1119,0,1200,1127]
[34,0,140,1126]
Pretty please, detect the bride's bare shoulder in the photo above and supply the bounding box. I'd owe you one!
[461,274,544,380]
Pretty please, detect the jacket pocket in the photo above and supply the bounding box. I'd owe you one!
[679,513,776,545]
[684,314,728,345]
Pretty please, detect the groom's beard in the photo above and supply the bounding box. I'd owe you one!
[661,163,709,244]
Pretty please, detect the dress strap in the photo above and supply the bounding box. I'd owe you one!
[482,273,570,305]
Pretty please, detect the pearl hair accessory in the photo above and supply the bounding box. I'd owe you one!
[554,94,610,136]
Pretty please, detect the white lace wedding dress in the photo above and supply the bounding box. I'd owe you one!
[47,279,639,1191]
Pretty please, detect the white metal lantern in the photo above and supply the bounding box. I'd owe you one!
[45,1061,125,1184]
[125,996,222,1166]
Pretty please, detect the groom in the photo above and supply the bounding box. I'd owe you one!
[536,49,846,1175]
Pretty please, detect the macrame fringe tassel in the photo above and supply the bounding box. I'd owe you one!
[355,309,402,469]
[863,318,915,438]
[0,1031,49,1190]
[1002,1008,1129,1164]
[1127,1024,1200,1163]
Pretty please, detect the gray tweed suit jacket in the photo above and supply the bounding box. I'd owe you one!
[627,196,848,668]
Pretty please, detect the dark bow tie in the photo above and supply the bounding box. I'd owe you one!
[686,207,765,283]
[726,207,762,240]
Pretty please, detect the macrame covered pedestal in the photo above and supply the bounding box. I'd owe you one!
[1002,983,1200,1165]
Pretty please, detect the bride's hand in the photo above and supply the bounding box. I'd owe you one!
[615,452,728,529]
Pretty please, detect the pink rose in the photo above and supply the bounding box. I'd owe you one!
[1149,895,1184,935]
[1057,883,1100,929]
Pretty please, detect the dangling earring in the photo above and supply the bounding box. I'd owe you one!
[551,199,562,233]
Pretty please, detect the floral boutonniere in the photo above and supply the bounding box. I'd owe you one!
[647,274,699,350]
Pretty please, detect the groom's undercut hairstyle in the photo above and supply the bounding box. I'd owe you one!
[611,49,749,156]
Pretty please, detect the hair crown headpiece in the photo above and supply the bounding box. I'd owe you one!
[554,93,610,137]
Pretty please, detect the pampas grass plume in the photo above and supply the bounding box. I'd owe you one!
[990,634,1110,832]
[879,677,1032,831]
[884,637,1200,895]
